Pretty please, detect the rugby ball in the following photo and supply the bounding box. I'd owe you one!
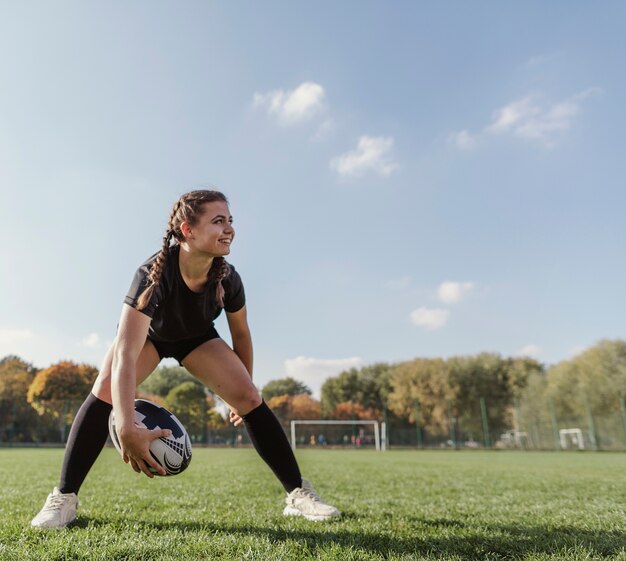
[109,399,192,476]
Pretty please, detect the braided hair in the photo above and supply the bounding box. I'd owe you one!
[136,190,231,311]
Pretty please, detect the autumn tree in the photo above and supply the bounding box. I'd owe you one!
[266,394,291,423]
[27,361,98,441]
[332,401,378,420]
[388,358,451,436]
[290,394,321,419]
[0,355,39,441]
[266,394,321,423]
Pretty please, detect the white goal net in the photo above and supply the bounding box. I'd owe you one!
[559,428,585,450]
[290,420,381,451]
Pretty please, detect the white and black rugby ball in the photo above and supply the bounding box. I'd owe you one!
[109,399,192,476]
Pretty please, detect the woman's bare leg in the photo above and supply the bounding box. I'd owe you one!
[181,338,260,414]
[182,338,302,492]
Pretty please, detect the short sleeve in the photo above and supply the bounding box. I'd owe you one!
[124,264,160,318]
[223,265,246,313]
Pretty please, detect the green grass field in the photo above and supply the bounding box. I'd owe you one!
[0,448,625,561]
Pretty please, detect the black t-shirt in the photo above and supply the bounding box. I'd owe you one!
[124,244,245,343]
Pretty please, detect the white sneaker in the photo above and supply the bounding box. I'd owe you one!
[31,487,79,529]
[283,479,341,521]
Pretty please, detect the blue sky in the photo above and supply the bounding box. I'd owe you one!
[1,2,625,397]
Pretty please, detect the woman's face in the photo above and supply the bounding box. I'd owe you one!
[184,201,235,257]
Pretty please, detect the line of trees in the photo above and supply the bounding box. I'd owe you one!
[262,356,543,442]
[0,357,100,442]
[261,340,626,449]
[2,339,625,447]
[0,357,228,443]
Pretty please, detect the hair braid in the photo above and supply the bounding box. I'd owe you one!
[209,257,231,308]
[136,200,182,311]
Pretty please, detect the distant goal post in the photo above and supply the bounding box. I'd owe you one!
[290,420,383,451]
[559,428,585,450]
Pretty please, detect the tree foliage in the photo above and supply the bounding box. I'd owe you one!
[388,358,451,435]
[166,381,210,438]
[26,360,98,440]
[357,354,544,439]
[517,369,550,430]
[0,356,38,400]
[0,356,40,441]
[320,363,392,417]
[266,394,291,421]
[523,339,626,420]
[138,365,202,397]
[27,361,98,416]
[266,393,321,422]
[2,339,624,445]
[206,408,227,429]
[261,377,312,401]
[290,394,321,419]
[507,356,544,398]
[332,401,378,420]
[447,353,514,437]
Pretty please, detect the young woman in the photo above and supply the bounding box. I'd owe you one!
[31,190,340,528]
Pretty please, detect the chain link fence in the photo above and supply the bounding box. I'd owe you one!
[1,397,625,451]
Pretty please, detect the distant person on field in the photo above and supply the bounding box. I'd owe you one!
[31,190,340,529]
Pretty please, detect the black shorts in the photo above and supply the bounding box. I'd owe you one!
[149,328,220,366]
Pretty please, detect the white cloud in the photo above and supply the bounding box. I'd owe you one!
[0,327,33,343]
[486,88,601,147]
[0,326,106,368]
[487,97,539,135]
[284,355,365,398]
[437,281,474,304]
[448,129,477,151]
[330,135,398,178]
[410,307,449,331]
[82,333,100,348]
[252,81,326,125]
[516,344,543,358]
[452,88,600,151]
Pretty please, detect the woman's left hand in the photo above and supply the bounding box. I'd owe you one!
[229,409,244,427]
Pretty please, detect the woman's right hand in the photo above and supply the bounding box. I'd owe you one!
[117,424,172,477]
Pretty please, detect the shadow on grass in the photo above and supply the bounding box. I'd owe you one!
[72,514,626,559]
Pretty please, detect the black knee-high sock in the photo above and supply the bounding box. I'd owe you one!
[59,393,112,495]
[243,401,302,493]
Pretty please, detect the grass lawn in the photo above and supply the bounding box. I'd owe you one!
[0,447,625,560]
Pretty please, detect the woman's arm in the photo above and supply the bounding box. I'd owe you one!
[226,305,253,378]
[111,304,170,477]
[226,305,254,427]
